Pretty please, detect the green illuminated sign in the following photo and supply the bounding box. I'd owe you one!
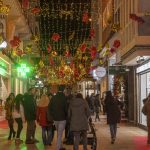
[17,64,30,77]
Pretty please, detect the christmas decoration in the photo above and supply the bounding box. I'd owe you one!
[51,33,61,42]
[113,40,121,48]
[0,0,10,14]
[10,36,21,48]
[129,13,145,24]
[82,12,89,23]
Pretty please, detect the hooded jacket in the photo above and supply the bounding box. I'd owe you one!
[68,98,90,131]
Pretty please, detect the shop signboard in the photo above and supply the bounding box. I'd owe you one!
[109,66,127,75]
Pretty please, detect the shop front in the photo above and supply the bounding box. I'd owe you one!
[137,60,150,127]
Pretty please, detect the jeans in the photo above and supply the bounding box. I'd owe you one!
[109,124,117,139]
[7,119,15,139]
[54,120,66,150]
[15,118,23,138]
[42,126,52,145]
[73,130,87,150]
[26,120,36,141]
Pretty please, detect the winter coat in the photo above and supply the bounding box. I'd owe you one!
[48,91,68,121]
[94,98,100,113]
[68,98,90,132]
[23,94,36,121]
[5,99,14,120]
[36,95,52,127]
[12,104,25,122]
[142,98,150,127]
[105,97,121,124]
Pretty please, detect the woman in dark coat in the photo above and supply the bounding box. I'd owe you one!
[68,93,90,150]
[105,91,121,144]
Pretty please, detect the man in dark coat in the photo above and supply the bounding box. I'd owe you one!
[24,87,38,144]
[48,85,67,150]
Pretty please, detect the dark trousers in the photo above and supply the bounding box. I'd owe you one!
[73,130,87,150]
[26,120,36,141]
[15,118,23,139]
[7,119,15,139]
[109,124,117,139]
[42,126,52,145]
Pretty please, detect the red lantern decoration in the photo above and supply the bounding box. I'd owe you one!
[113,40,121,48]
[31,7,40,14]
[51,33,61,42]
[82,12,89,23]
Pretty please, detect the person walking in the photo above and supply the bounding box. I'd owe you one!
[36,94,53,146]
[5,93,16,140]
[68,93,90,150]
[142,93,150,145]
[12,94,25,144]
[94,94,101,122]
[23,87,39,144]
[105,91,121,144]
[48,85,68,150]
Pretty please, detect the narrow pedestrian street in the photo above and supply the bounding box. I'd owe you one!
[0,115,149,150]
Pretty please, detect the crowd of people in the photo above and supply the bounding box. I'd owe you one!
[4,85,91,150]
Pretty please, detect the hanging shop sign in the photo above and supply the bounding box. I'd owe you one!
[109,66,127,75]
[95,67,106,77]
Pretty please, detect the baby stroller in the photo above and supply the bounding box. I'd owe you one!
[65,118,97,150]
[87,118,97,150]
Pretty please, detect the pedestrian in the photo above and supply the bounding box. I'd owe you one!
[48,85,67,150]
[12,94,25,144]
[105,91,121,144]
[23,87,39,144]
[142,93,150,145]
[36,94,53,146]
[94,94,100,122]
[68,93,90,150]
[5,93,16,140]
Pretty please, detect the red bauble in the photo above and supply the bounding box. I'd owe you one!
[51,33,61,42]
[82,12,89,23]
[80,43,87,52]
